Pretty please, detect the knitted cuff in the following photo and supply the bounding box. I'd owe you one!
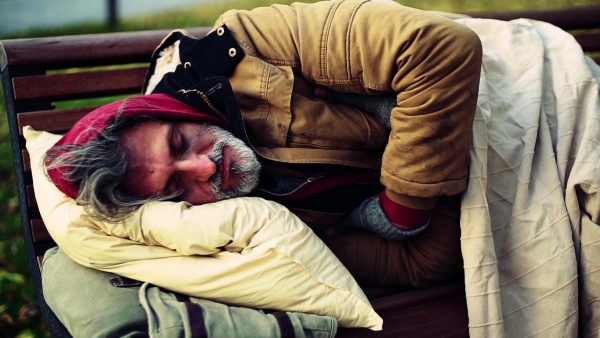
[379,191,431,228]
[326,91,395,130]
[340,195,430,241]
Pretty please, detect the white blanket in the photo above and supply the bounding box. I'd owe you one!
[456,18,600,337]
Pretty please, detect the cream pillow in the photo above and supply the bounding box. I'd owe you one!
[25,126,383,330]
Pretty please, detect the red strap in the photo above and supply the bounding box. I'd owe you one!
[379,191,430,229]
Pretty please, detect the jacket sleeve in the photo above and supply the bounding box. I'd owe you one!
[217,0,482,210]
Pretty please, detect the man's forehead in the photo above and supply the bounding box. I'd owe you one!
[120,121,169,159]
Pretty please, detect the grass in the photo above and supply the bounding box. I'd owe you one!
[0,0,598,336]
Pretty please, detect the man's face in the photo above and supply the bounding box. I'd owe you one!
[120,120,260,205]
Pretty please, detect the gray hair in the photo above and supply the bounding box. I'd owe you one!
[44,113,176,222]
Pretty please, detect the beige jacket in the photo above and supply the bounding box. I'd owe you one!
[215,0,482,209]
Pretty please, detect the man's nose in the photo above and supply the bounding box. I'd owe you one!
[176,155,217,182]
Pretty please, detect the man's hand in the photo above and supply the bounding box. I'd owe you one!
[313,86,395,130]
[328,192,431,240]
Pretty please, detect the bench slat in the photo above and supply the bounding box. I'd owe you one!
[576,33,600,53]
[468,6,600,30]
[338,281,468,337]
[370,280,465,313]
[27,185,37,208]
[363,286,406,299]
[18,106,98,134]
[22,149,30,172]
[12,67,147,101]
[30,219,51,243]
[1,27,211,71]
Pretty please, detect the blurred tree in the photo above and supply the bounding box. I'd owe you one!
[451,0,466,12]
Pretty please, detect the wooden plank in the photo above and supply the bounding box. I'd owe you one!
[1,27,211,71]
[468,6,600,30]
[338,291,468,337]
[30,219,51,243]
[18,106,96,135]
[22,149,30,172]
[13,67,147,100]
[363,287,406,300]
[575,32,600,53]
[27,184,37,208]
[370,280,465,314]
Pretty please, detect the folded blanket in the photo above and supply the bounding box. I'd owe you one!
[456,17,600,337]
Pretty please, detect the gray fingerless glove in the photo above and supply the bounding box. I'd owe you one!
[326,91,396,130]
[336,195,430,241]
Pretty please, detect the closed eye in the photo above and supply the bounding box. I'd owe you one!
[168,124,179,158]
[164,124,188,196]
[178,130,189,158]
[168,124,186,157]
[168,124,191,159]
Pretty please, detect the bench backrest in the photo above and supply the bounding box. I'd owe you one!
[1,6,599,337]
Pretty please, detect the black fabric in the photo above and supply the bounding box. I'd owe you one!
[272,311,295,338]
[144,25,244,94]
[185,301,208,338]
[179,27,244,80]
[279,181,384,213]
[175,293,208,338]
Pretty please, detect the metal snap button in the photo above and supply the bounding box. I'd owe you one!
[184,62,192,69]
[217,27,225,36]
[228,48,237,57]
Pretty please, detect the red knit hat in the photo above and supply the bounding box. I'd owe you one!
[46,93,229,199]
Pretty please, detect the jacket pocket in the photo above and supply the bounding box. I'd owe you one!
[229,56,294,148]
[287,76,388,150]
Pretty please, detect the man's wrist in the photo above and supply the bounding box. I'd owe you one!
[379,191,431,229]
[341,195,430,241]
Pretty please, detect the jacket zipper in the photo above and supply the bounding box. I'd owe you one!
[256,175,325,197]
[198,87,229,125]
[205,83,222,96]
[179,86,229,125]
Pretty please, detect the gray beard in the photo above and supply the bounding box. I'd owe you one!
[204,125,261,200]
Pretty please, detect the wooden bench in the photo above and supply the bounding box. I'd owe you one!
[2,6,599,337]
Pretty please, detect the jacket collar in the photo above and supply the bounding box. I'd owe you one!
[144,25,244,95]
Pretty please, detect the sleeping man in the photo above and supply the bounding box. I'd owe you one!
[46,0,479,288]
[35,0,600,337]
